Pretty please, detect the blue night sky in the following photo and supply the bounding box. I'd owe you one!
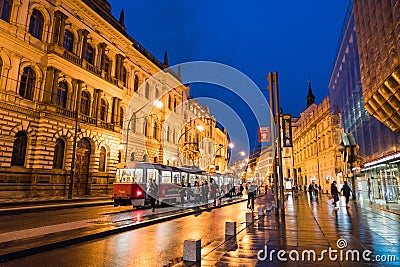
[108,0,349,153]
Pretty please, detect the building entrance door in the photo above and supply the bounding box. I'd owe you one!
[76,138,91,195]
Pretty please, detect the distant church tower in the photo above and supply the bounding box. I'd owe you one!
[306,80,315,107]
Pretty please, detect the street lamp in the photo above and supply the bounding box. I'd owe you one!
[124,100,163,162]
[209,142,234,172]
[177,124,204,166]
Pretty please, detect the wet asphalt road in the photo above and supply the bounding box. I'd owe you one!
[1,198,257,267]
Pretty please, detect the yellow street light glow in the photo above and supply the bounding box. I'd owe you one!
[153,100,164,109]
[195,125,204,131]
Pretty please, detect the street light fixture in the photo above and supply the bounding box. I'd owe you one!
[210,142,234,172]
[124,99,163,162]
[177,124,204,166]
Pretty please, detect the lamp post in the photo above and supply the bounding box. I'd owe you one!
[124,100,163,163]
[211,142,233,172]
[177,124,204,167]
[68,80,83,200]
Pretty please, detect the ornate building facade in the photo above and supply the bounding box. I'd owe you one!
[0,0,228,199]
[292,90,343,193]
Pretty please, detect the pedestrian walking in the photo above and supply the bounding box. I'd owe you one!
[341,181,352,208]
[247,182,257,210]
[179,181,186,204]
[193,181,201,204]
[186,183,192,203]
[331,180,339,210]
[149,179,158,212]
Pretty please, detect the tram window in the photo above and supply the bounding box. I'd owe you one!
[173,172,180,183]
[147,169,158,183]
[133,168,144,183]
[161,171,172,183]
[116,169,121,182]
[121,169,131,182]
[181,173,187,183]
[189,174,196,184]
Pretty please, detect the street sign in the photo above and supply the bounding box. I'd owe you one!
[258,127,270,142]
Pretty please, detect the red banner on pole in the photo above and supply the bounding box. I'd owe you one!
[258,127,270,142]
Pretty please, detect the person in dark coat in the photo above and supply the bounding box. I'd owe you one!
[149,179,158,212]
[331,180,339,210]
[341,181,352,208]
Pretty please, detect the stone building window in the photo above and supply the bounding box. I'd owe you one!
[80,91,90,116]
[104,56,112,75]
[155,87,159,98]
[0,57,2,75]
[0,0,12,22]
[100,99,108,122]
[63,29,74,53]
[53,138,65,169]
[145,81,150,99]
[122,67,127,87]
[99,147,106,172]
[119,107,124,126]
[153,121,158,140]
[11,131,27,167]
[29,9,44,40]
[85,44,95,65]
[134,75,139,93]
[56,81,68,108]
[19,67,36,100]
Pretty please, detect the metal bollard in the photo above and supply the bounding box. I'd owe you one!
[225,221,237,236]
[245,212,253,225]
[183,239,201,263]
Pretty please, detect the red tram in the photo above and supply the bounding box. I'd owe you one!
[112,162,242,208]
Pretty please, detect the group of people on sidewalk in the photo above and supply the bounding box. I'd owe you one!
[330,180,352,210]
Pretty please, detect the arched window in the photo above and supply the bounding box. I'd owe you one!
[144,118,148,136]
[85,44,95,65]
[19,67,36,100]
[29,9,44,40]
[118,151,122,163]
[56,81,68,108]
[119,106,124,126]
[0,0,12,22]
[122,67,127,87]
[100,99,108,122]
[134,75,139,93]
[145,81,150,99]
[104,56,111,75]
[155,87,159,98]
[166,125,170,142]
[99,147,106,172]
[80,91,90,116]
[53,138,65,169]
[174,97,177,111]
[153,121,158,140]
[63,29,74,53]
[11,131,27,166]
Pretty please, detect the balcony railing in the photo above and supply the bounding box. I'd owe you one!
[56,107,117,132]
[63,50,82,67]
[85,62,102,77]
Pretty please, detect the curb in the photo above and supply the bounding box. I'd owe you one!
[0,196,261,262]
[0,201,114,215]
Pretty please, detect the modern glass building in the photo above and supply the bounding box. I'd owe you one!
[328,3,400,210]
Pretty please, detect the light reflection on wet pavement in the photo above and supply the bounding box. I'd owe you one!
[2,192,400,267]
